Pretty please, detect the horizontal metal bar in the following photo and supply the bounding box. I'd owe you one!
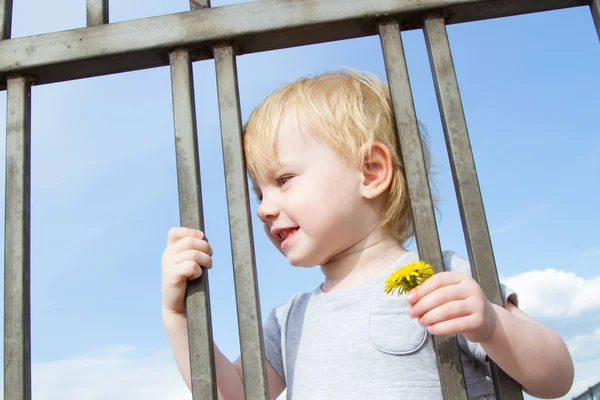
[169,49,217,400]
[423,16,524,400]
[4,76,32,400]
[379,20,468,400]
[0,0,12,39]
[0,0,586,90]
[592,0,600,41]
[214,44,269,400]
[86,0,109,27]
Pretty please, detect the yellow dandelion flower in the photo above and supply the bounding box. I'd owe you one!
[384,260,435,296]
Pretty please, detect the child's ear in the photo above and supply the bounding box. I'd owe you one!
[360,142,393,200]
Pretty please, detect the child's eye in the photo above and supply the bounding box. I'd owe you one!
[278,175,293,186]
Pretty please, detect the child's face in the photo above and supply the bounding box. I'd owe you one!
[252,113,378,267]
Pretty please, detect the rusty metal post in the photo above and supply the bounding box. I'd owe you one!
[214,43,269,400]
[4,76,32,400]
[169,48,218,399]
[378,19,469,400]
[423,16,524,400]
[0,0,11,39]
[86,0,109,26]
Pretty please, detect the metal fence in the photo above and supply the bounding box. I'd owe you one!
[573,381,600,400]
[2,0,598,399]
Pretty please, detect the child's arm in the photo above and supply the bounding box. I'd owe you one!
[161,227,286,400]
[407,272,574,399]
[162,311,246,399]
[479,300,573,398]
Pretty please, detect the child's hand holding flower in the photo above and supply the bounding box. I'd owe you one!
[405,271,498,344]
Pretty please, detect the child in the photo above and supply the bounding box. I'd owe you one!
[161,70,574,399]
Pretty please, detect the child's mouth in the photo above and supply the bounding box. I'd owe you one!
[280,228,299,250]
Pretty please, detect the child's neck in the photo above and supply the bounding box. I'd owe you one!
[319,232,407,293]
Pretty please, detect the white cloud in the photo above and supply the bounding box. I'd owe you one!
[502,269,600,318]
[29,345,285,400]
[32,346,191,400]
[21,336,600,400]
[567,327,600,361]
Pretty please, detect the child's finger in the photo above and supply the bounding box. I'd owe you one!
[415,300,470,327]
[173,249,213,269]
[166,227,205,246]
[426,315,474,336]
[170,236,213,257]
[408,284,465,318]
[407,271,466,305]
[175,260,203,281]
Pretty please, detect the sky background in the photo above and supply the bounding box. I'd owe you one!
[0,0,599,399]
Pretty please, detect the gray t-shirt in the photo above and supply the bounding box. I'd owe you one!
[263,250,517,400]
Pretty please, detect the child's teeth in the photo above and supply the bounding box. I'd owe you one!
[279,228,296,241]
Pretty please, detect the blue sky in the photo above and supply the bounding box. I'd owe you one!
[0,0,599,399]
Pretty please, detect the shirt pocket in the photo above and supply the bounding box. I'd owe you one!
[369,294,428,355]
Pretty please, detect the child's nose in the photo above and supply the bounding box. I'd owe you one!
[257,197,279,222]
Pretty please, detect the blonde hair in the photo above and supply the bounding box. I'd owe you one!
[243,69,431,244]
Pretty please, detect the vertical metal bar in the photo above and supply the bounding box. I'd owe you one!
[378,20,468,400]
[423,16,524,400]
[169,49,217,400]
[175,1,215,399]
[1,0,12,39]
[190,0,210,11]
[4,76,32,400]
[214,44,269,400]
[86,0,109,27]
[591,0,600,41]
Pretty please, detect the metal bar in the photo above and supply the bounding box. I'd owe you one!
[423,16,524,400]
[214,44,269,400]
[86,0,109,27]
[574,382,600,400]
[378,19,468,400]
[169,49,217,400]
[176,2,215,400]
[0,0,12,39]
[190,0,210,11]
[4,76,32,400]
[592,0,600,41]
[0,0,586,90]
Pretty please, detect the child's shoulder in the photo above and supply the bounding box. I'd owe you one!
[442,250,471,275]
[442,250,518,307]
[266,290,315,325]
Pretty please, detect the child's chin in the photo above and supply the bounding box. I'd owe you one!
[287,254,318,268]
